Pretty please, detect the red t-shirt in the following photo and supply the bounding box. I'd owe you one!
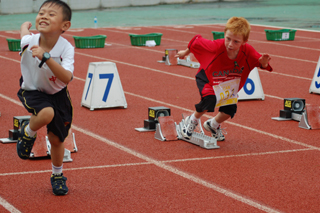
[188,35,272,97]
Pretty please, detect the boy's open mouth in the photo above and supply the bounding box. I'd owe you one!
[39,21,49,26]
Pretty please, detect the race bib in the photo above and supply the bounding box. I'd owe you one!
[213,78,240,108]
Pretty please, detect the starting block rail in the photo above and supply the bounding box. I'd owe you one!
[155,115,219,149]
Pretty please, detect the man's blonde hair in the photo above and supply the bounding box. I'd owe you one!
[224,17,251,41]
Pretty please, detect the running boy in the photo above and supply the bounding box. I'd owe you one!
[176,17,272,141]
[17,0,74,195]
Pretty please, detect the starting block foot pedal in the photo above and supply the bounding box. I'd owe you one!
[299,104,320,130]
[155,116,178,141]
[155,113,219,149]
[46,131,77,163]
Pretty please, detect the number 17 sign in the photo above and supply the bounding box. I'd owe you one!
[81,62,127,111]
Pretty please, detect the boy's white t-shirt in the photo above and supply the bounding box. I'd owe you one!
[20,33,74,95]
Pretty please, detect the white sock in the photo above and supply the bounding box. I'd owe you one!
[210,118,220,129]
[25,124,37,137]
[190,113,199,123]
[52,163,63,175]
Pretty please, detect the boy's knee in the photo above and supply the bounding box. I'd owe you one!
[39,107,54,123]
[47,132,61,146]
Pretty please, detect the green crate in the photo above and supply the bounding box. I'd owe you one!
[264,29,297,41]
[73,35,107,48]
[6,38,21,51]
[212,31,224,40]
[129,33,162,46]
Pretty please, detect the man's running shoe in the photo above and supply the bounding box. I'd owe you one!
[51,173,68,195]
[181,116,198,140]
[203,119,226,141]
[16,121,37,159]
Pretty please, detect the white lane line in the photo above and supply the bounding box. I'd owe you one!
[0,196,21,213]
[0,91,283,212]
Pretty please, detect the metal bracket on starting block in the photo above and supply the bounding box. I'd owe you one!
[46,132,77,162]
[177,56,200,69]
[157,49,200,69]
[155,115,219,149]
[176,118,219,149]
[299,111,311,129]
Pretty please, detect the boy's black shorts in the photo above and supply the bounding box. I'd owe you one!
[195,95,237,118]
[17,87,73,142]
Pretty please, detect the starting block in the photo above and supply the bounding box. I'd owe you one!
[155,114,219,149]
[271,98,320,130]
[0,115,78,162]
[158,49,200,69]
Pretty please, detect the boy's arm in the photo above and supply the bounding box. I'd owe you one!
[20,22,32,39]
[30,45,73,84]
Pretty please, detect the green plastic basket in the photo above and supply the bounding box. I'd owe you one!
[129,33,163,46]
[212,31,225,40]
[264,29,297,41]
[6,38,21,51]
[73,35,107,48]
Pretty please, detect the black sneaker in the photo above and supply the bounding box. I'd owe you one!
[51,173,68,195]
[181,116,198,140]
[16,121,37,159]
[203,120,226,141]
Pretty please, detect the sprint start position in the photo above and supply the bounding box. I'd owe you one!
[176,17,273,141]
[17,0,74,195]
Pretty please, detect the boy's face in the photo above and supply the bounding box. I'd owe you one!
[224,30,247,54]
[36,3,69,34]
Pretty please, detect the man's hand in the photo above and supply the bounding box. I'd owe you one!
[259,53,271,68]
[30,45,45,60]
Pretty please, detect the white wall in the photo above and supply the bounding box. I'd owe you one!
[101,0,130,8]
[68,0,101,10]
[0,0,236,15]
[1,0,33,14]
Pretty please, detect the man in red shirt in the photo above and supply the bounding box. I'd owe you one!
[176,17,272,141]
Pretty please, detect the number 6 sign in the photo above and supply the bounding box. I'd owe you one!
[238,67,265,100]
[309,56,320,94]
[81,62,127,110]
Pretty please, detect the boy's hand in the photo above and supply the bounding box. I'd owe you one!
[30,45,45,60]
[259,53,271,68]
[21,21,32,30]
[20,22,32,38]
[175,48,190,59]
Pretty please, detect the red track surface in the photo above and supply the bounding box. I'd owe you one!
[0,24,320,212]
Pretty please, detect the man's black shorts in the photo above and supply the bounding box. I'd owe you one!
[195,95,237,118]
[17,87,73,142]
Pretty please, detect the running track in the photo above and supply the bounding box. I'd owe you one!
[0,24,319,212]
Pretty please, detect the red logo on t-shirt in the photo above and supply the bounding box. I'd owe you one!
[49,76,57,83]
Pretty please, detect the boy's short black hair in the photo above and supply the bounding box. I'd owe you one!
[40,0,72,21]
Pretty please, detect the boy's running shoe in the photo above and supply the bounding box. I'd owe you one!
[16,121,37,159]
[203,119,226,141]
[181,116,198,140]
[51,173,68,195]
